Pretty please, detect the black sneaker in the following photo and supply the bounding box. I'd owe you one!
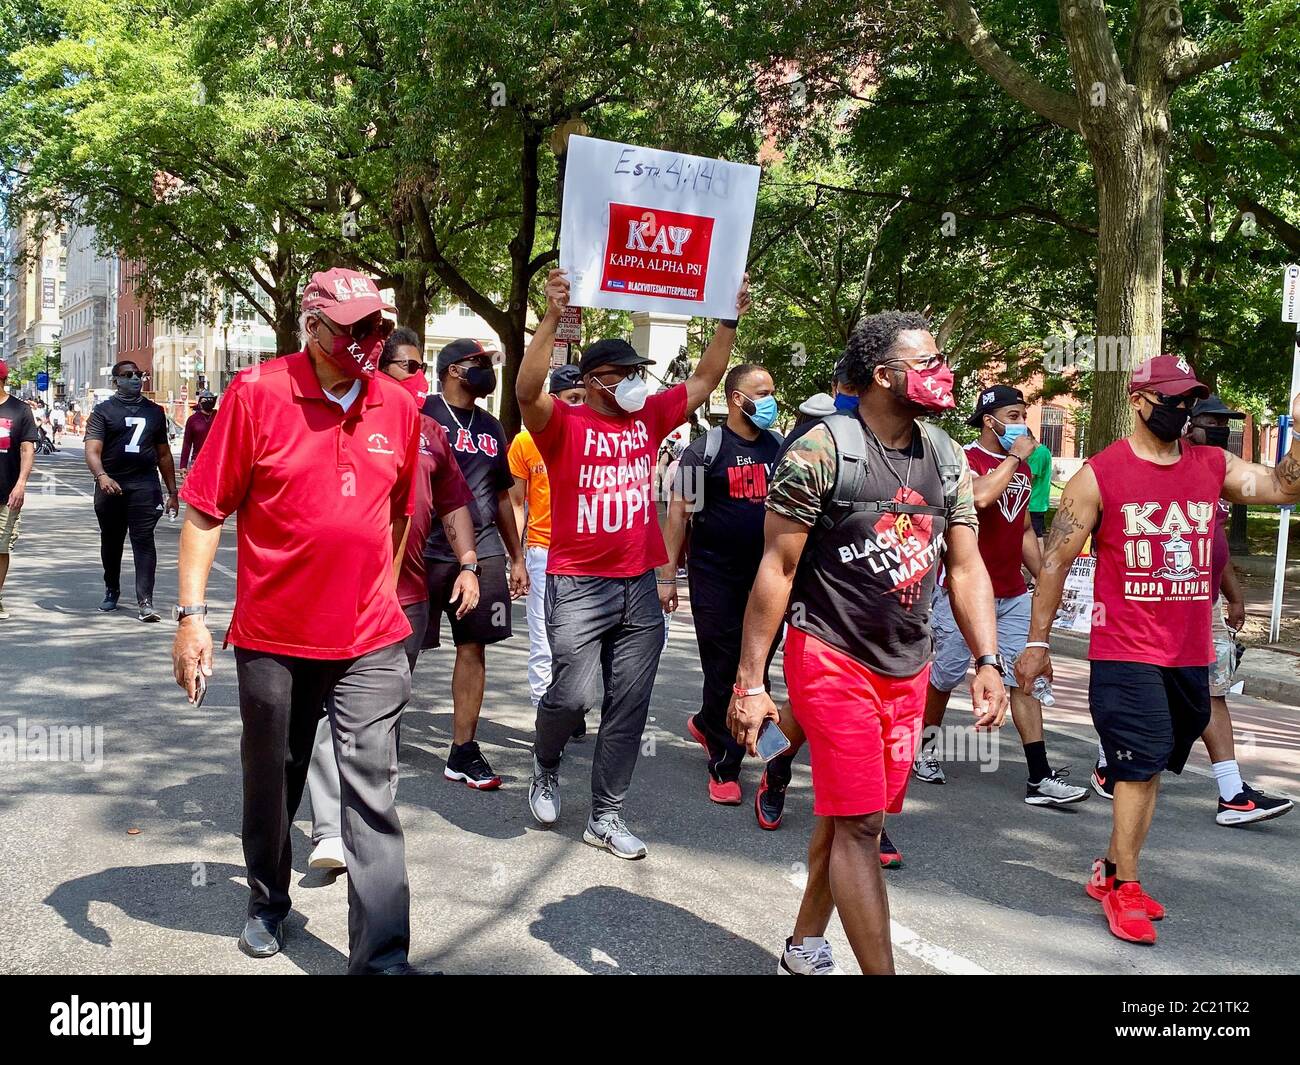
[1090,762,1115,800]
[754,767,788,830]
[879,829,902,869]
[571,718,587,740]
[443,741,502,790]
[138,600,162,623]
[1217,782,1294,826]
[98,589,120,612]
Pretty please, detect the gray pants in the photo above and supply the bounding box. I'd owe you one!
[534,571,665,818]
[309,601,427,843]
[235,641,411,975]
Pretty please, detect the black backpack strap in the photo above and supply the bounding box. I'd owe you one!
[917,421,964,517]
[819,413,869,527]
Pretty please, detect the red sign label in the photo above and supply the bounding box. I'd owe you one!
[600,202,714,303]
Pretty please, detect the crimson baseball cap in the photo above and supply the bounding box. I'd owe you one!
[436,337,500,375]
[301,268,395,326]
[577,338,651,376]
[1129,354,1209,398]
[0,359,8,380]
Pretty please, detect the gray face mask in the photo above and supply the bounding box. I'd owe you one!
[115,376,144,399]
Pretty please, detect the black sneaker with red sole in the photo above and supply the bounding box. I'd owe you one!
[755,768,788,830]
[1216,782,1294,826]
[444,741,502,790]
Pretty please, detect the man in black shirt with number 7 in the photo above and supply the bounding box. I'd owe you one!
[84,360,178,621]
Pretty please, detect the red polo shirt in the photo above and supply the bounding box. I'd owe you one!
[180,352,421,659]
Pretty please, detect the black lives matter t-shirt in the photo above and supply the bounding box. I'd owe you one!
[0,395,39,501]
[85,396,169,487]
[675,424,783,579]
[420,395,512,562]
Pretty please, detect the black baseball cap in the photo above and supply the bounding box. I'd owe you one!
[1191,394,1245,420]
[968,384,1026,427]
[549,364,583,394]
[578,338,652,377]
[436,337,499,375]
[832,356,849,384]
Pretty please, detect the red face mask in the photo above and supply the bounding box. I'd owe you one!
[319,324,382,381]
[399,371,428,401]
[895,363,955,412]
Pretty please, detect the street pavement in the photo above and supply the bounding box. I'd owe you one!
[1,442,1297,975]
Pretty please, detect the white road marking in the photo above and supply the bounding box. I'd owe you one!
[890,919,992,975]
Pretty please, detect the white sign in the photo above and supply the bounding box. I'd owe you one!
[556,305,582,343]
[559,135,759,319]
[1283,263,1300,324]
[1055,555,1096,634]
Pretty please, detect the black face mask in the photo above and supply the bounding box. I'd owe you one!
[200,399,216,412]
[1200,426,1230,449]
[115,377,144,400]
[1141,400,1189,443]
[458,365,497,398]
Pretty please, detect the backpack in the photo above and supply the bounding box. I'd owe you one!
[700,425,784,473]
[817,413,963,530]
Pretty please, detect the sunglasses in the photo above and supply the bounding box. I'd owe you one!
[315,313,395,341]
[1139,390,1197,411]
[115,371,146,380]
[385,359,425,375]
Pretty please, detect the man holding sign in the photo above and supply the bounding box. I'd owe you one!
[519,268,749,860]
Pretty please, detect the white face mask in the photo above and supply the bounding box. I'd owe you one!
[597,373,649,413]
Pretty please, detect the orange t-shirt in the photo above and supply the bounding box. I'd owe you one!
[508,429,551,549]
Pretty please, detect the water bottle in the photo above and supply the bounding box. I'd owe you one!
[1031,675,1055,707]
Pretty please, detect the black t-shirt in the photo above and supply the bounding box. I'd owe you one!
[85,396,169,486]
[675,424,783,579]
[420,395,512,562]
[0,395,39,501]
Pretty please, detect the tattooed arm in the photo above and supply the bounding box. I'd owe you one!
[1221,391,1300,504]
[1014,464,1099,690]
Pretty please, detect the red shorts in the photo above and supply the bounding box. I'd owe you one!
[784,628,929,817]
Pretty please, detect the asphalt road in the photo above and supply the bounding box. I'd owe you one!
[1,443,1297,975]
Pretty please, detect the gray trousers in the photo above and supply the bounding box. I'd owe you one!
[308,601,427,843]
[235,641,410,975]
[534,571,665,818]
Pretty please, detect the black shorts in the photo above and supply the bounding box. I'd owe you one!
[1088,660,1211,782]
[1030,511,1047,537]
[422,554,512,649]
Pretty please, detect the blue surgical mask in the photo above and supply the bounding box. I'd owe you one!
[739,392,779,430]
[834,391,858,412]
[992,417,1029,451]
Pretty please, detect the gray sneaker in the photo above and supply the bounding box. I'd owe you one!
[912,745,946,784]
[528,756,560,825]
[583,813,647,860]
[0,598,9,620]
[1025,767,1089,806]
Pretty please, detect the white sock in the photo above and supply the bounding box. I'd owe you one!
[1096,740,1107,768]
[1213,760,1244,802]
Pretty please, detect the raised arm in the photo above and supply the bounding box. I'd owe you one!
[1221,391,1300,505]
[518,270,568,434]
[1015,464,1100,689]
[683,274,750,413]
[971,432,1037,508]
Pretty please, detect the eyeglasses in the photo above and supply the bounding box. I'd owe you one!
[883,352,947,372]
[385,359,425,375]
[1139,390,1197,412]
[590,367,647,383]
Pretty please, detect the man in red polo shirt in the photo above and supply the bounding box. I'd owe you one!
[171,268,424,974]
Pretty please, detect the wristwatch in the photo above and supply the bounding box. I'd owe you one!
[459,563,482,576]
[173,604,209,622]
[974,653,1005,675]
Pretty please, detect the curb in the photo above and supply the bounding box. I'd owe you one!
[1230,554,1300,579]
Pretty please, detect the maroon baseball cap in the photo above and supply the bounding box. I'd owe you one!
[0,359,8,380]
[1129,354,1209,399]
[301,268,395,326]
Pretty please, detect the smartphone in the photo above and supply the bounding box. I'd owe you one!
[756,719,791,762]
[193,672,207,709]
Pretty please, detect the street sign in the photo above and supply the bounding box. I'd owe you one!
[36,371,49,392]
[1283,263,1300,323]
[550,340,569,368]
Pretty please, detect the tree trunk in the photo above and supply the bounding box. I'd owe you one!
[274,300,300,356]
[392,264,430,349]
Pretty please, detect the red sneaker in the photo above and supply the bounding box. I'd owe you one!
[1085,858,1165,919]
[879,829,902,869]
[1101,880,1158,944]
[708,778,742,805]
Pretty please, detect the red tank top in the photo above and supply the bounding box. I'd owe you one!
[1085,439,1225,667]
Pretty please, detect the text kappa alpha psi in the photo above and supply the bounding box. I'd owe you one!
[1117,499,1215,601]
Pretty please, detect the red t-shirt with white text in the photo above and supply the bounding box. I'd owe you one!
[534,384,688,578]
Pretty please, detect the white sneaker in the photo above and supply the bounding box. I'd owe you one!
[1025,768,1089,806]
[0,598,9,620]
[309,836,347,870]
[529,756,560,826]
[912,746,946,784]
[777,936,841,975]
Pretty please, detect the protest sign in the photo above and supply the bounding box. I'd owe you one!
[559,135,759,318]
